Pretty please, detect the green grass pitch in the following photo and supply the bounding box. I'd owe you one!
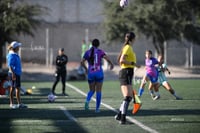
[0,79,200,133]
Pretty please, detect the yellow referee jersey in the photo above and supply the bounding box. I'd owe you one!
[120,44,136,69]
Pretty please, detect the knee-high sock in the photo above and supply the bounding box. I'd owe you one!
[119,96,132,115]
[138,88,144,96]
[96,92,102,110]
[86,90,95,103]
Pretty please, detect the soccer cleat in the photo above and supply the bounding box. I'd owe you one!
[95,109,100,113]
[153,95,160,100]
[119,114,126,124]
[150,94,156,99]
[176,96,183,100]
[115,112,121,121]
[62,92,68,96]
[84,102,89,110]
[18,103,28,109]
[10,104,18,109]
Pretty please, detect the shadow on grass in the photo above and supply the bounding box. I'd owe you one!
[22,72,54,82]
[69,109,116,118]
[0,108,89,133]
[2,87,85,105]
[0,86,89,133]
[135,109,200,116]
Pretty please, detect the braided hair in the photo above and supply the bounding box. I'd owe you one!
[89,39,100,65]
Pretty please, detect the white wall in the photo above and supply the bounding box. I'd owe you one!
[22,0,104,23]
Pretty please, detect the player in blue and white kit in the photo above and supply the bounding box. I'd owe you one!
[81,39,114,112]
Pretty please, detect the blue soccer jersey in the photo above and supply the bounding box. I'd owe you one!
[83,47,106,83]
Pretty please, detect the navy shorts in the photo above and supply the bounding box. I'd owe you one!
[8,72,21,88]
[119,68,134,85]
[146,73,158,83]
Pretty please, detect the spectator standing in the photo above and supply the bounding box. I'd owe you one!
[7,41,27,109]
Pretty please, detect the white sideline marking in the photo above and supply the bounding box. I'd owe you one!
[59,106,77,122]
[66,83,159,133]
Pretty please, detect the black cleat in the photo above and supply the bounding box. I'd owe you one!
[115,114,121,121]
[62,92,68,96]
[119,114,126,125]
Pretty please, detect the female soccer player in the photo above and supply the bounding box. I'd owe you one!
[115,32,140,124]
[148,55,182,100]
[81,39,114,113]
[138,50,160,100]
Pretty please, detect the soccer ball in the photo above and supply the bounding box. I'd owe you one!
[26,88,33,95]
[48,93,56,102]
[120,0,129,8]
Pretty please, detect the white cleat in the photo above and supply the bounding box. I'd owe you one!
[153,95,160,100]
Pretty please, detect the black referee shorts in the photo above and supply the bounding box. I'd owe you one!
[119,68,134,85]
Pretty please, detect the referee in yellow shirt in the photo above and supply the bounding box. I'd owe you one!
[115,32,140,124]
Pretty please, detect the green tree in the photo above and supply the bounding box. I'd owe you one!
[0,0,46,68]
[102,0,200,54]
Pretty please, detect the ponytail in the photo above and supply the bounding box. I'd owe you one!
[117,32,136,63]
[89,47,95,65]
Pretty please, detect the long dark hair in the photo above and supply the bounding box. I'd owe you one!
[117,32,136,63]
[146,50,152,55]
[89,39,100,65]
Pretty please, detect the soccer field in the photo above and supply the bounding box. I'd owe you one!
[0,79,200,133]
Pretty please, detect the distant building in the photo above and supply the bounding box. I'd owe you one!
[3,0,199,67]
